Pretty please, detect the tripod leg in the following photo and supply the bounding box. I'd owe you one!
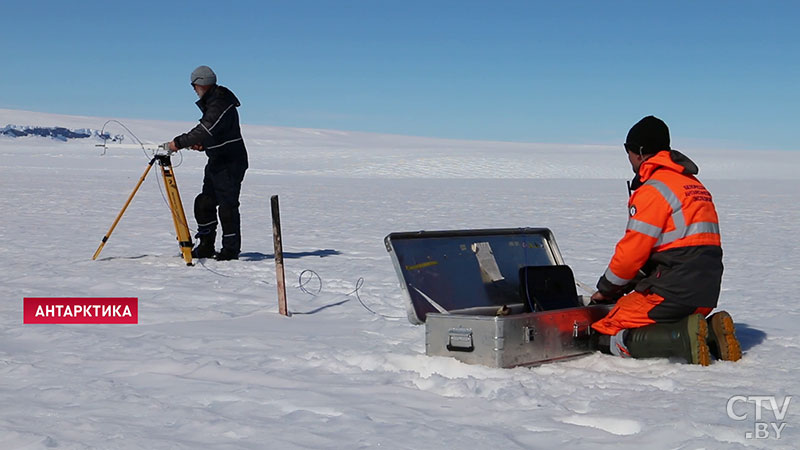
[93,158,156,260]
[160,161,194,266]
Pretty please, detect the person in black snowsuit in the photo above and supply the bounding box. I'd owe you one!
[168,66,248,261]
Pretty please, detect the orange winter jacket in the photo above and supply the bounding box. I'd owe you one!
[597,150,723,308]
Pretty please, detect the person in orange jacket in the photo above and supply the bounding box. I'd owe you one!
[591,116,741,365]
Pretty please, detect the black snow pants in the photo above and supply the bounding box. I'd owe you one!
[194,161,247,252]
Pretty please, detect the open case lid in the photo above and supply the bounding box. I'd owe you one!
[385,228,565,324]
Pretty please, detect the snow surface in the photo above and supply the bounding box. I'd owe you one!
[0,108,798,449]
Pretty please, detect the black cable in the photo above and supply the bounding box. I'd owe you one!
[298,269,322,296]
[99,119,148,157]
[296,270,404,320]
[197,258,233,277]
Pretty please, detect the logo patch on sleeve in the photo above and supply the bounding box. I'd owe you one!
[629,205,637,217]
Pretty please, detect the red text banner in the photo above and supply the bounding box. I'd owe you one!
[24,298,138,324]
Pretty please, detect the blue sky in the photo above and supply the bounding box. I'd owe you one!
[2,1,797,150]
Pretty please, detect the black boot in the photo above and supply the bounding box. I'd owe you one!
[213,247,238,261]
[625,314,711,366]
[191,233,216,259]
[214,248,239,261]
[707,311,742,362]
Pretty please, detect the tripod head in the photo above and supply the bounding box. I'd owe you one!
[156,142,175,155]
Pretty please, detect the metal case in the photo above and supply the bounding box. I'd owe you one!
[385,228,610,368]
[425,305,610,367]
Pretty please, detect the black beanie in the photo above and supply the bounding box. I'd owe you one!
[625,116,670,155]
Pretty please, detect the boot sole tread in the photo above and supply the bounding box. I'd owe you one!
[691,315,712,366]
[710,312,742,362]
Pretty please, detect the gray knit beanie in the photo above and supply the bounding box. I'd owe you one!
[190,66,217,86]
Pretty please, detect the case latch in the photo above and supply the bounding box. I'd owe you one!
[573,320,592,338]
[447,328,474,352]
[523,325,537,343]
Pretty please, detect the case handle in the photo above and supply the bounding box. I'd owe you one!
[447,328,474,352]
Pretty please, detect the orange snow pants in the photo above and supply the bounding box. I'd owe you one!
[591,291,713,336]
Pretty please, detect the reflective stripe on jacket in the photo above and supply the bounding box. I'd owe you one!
[597,150,723,308]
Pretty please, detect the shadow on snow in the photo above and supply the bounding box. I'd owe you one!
[239,249,341,261]
[290,298,351,315]
[96,249,342,262]
[734,322,767,353]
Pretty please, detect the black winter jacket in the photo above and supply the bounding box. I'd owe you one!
[173,85,248,168]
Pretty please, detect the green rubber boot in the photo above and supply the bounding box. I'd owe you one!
[625,314,711,366]
[707,311,742,362]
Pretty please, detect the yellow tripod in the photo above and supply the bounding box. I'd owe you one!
[93,151,194,266]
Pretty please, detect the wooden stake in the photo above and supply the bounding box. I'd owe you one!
[271,195,289,316]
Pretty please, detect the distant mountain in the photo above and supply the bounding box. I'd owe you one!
[0,124,124,142]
